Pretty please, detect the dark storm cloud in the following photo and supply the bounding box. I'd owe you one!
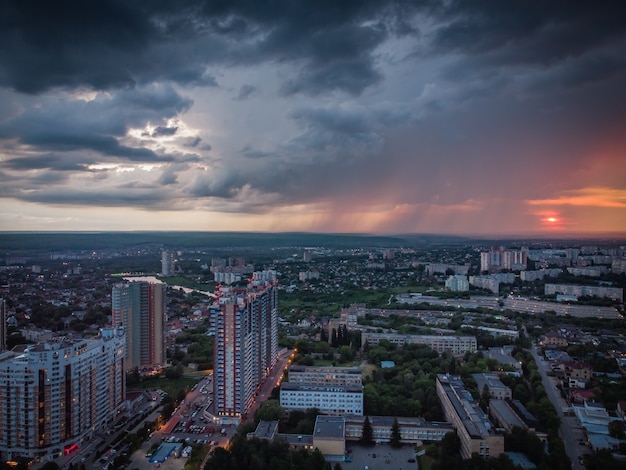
[0,85,191,138]
[281,58,382,97]
[157,168,179,186]
[427,1,626,83]
[182,137,203,148]
[2,154,90,172]
[3,1,624,98]
[234,85,256,101]
[143,126,179,138]
[277,21,387,96]
[285,104,411,158]
[20,134,164,162]
[0,84,193,165]
[15,188,171,207]
[0,0,417,96]
[0,0,147,93]
[187,171,248,200]
[240,146,273,159]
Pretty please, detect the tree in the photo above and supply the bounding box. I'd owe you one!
[339,345,354,363]
[480,385,491,411]
[360,416,375,446]
[608,420,625,439]
[254,400,286,422]
[165,365,183,379]
[390,417,402,448]
[161,402,174,421]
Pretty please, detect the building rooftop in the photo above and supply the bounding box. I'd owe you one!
[484,347,521,370]
[314,416,345,439]
[490,399,525,429]
[289,365,361,374]
[252,420,279,440]
[345,415,452,430]
[278,433,314,446]
[508,400,540,429]
[437,374,495,439]
[472,373,511,394]
[281,383,363,393]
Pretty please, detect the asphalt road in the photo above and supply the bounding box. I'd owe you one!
[530,345,588,470]
[243,347,294,423]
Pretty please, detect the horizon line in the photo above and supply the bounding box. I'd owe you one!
[1,230,626,240]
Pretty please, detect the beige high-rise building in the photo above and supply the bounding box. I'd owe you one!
[112,281,166,371]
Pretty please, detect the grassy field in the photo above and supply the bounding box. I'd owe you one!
[160,275,214,291]
[131,376,200,397]
[361,364,377,381]
[313,359,361,367]
[419,454,435,470]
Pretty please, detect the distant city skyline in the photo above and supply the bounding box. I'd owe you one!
[1,2,625,235]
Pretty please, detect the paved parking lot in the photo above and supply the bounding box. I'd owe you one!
[344,443,418,470]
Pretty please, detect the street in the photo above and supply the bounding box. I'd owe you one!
[243,347,294,424]
[530,345,587,470]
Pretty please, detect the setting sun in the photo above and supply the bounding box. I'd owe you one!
[547,217,557,223]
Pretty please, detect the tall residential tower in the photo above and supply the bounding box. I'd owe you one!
[0,299,6,351]
[112,281,166,371]
[161,250,175,276]
[213,279,278,422]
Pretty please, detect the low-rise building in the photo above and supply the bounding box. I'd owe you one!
[361,333,477,355]
[553,361,592,382]
[287,366,362,387]
[313,416,345,459]
[280,383,363,416]
[436,374,504,459]
[573,401,621,450]
[473,374,512,400]
[344,416,453,444]
[445,275,470,292]
[545,284,623,302]
[541,331,568,348]
[484,347,522,371]
[489,399,546,441]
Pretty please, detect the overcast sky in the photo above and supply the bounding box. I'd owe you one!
[1,0,625,235]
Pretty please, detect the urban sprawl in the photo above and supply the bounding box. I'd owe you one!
[0,237,625,470]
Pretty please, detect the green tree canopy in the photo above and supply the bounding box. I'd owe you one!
[360,416,375,446]
[390,417,402,448]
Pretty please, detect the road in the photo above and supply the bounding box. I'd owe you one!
[530,345,587,470]
[243,348,295,423]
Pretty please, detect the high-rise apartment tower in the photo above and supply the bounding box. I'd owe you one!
[112,281,166,371]
[212,279,278,422]
[161,251,175,276]
[0,299,6,351]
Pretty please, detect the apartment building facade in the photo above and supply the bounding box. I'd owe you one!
[213,281,278,422]
[0,328,126,462]
[280,383,364,416]
[112,281,166,371]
